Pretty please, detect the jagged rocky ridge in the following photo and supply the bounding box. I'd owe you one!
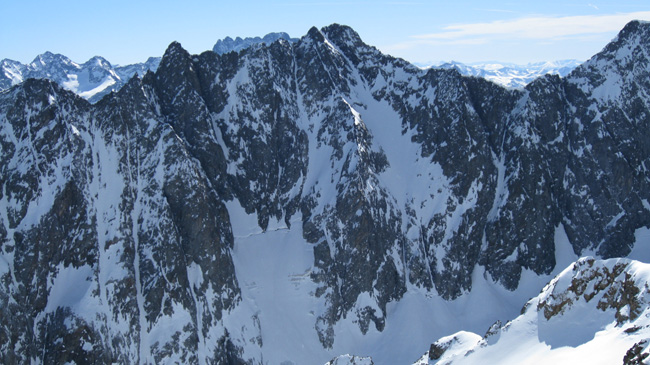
[1,21,650,364]
[212,32,298,54]
[1,34,576,106]
[0,32,298,105]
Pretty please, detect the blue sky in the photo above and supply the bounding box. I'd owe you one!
[2,0,650,66]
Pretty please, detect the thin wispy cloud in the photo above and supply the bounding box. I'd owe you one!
[387,37,490,51]
[278,1,422,5]
[472,8,518,14]
[411,12,650,42]
[277,2,370,6]
[385,2,425,4]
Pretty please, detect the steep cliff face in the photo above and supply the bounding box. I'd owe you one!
[1,21,650,364]
[0,74,244,363]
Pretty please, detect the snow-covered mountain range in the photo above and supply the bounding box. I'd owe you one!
[424,59,582,88]
[2,33,580,105]
[0,32,298,104]
[0,53,161,103]
[1,21,650,364]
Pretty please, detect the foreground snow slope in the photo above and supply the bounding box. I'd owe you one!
[419,258,650,365]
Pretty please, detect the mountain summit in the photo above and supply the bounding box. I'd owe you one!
[1,21,650,364]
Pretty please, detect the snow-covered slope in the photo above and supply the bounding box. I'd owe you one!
[419,258,650,365]
[327,354,375,365]
[418,60,582,88]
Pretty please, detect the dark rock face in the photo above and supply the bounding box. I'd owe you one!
[537,258,645,323]
[0,75,241,362]
[624,340,649,365]
[1,21,650,363]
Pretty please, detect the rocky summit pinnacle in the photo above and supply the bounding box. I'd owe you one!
[212,31,299,54]
[321,23,364,46]
[1,22,650,364]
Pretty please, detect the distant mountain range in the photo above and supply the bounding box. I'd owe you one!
[1,32,581,103]
[212,32,298,54]
[0,32,299,103]
[426,60,583,88]
[0,53,161,103]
